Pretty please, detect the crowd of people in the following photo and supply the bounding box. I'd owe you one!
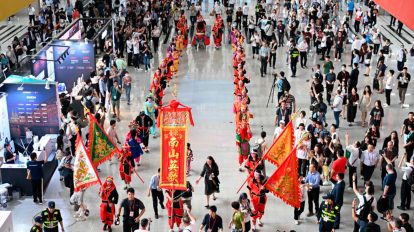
[15,0,414,232]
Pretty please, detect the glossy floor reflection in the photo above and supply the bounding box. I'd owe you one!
[7,5,414,232]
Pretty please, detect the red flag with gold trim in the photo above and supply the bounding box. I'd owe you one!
[264,120,294,166]
[74,135,101,192]
[264,147,300,208]
[88,114,119,166]
[158,100,194,190]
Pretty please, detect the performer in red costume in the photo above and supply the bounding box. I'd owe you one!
[165,189,184,232]
[236,121,252,170]
[212,14,225,48]
[247,170,269,231]
[118,145,135,189]
[99,176,119,232]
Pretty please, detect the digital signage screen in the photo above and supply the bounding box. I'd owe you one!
[1,83,59,139]
[53,40,95,92]
[31,50,47,79]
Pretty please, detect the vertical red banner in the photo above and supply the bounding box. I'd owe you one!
[158,100,194,190]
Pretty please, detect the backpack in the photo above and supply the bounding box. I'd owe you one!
[402,51,407,63]
[358,195,374,221]
[407,166,414,186]
[84,97,95,113]
[282,78,291,92]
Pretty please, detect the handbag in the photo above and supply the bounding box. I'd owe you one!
[27,170,32,180]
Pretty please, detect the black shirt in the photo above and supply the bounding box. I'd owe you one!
[397,73,411,88]
[365,222,381,232]
[201,214,223,232]
[27,160,44,180]
[120,198,145,223]
[4,149,14,164]
[403,118,414,135]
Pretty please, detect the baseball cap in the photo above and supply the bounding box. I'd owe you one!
[322,193,334,200]
[34,216,43,223]
[48,201,55,208]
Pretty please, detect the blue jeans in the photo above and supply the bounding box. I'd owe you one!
[333,110,341,127]
[144,55,151,71]
[124,84,131,103]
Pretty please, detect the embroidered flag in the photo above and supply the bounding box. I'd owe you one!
[265,147,300,208]
[264,120,294,166]
[88,114,119,166]
[74,135,101,192]
[158,100,194,190]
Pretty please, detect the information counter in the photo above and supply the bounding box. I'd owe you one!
[0,153,58,196]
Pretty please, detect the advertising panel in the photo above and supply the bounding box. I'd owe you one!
[2,83,59,140]
[52,41,95,92]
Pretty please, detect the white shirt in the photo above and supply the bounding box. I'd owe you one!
[273,126,284,138]
[134,229,149,232]
[356,193,377,215]
[298,40,308,52]
[182,222,197,232]
[397,49,405,62]
[28,6,36,15]
[351,38,366,51]
[401,163,414,180]
[296,140,310,160]
[242,5,249,15]
[384,74,395,90]
[295,117,307,129]
[361,150,379,166]
[332,95,343,112]
[346,145,360,167]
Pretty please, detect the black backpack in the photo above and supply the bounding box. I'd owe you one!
[407,167,414,186]
[358,195,374,221]
[282,79,291,92]
[402,51,407,63]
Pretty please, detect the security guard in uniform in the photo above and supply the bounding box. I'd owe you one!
[41,201,65,232]
[317,193,339,232]
[30,216,43,232]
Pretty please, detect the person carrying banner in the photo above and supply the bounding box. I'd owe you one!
[118,145,135,190]
[212,14,225,48]
[247,170,269,230]
[99,176,119,232]
[166,189,184,232]
[135,111,154,152]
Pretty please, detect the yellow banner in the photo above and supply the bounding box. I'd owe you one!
[0,0,35,21]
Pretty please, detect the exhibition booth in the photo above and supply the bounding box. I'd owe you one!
[0,17,114,196]
[0,75,59,195]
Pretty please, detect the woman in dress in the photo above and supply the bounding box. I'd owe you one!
[347,87,360,126]
[143,96,158,137]
[359,85,372,127]
[369,100,384,130]
[195,156,220,208]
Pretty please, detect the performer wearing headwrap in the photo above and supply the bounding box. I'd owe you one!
[118,146,135,189]
[212,14,225,48]
[165,189,184,232]
[135,112,154,152]
[236,122,252,170]
[99,176,119,232]
[247,170,268,231]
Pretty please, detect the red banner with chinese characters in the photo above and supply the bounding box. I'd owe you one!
[265,147,300,208]
[159,100,194,190]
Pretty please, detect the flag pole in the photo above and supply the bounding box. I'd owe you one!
[235,113,304,194]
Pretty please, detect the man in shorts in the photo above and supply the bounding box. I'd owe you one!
[110,79,122,121]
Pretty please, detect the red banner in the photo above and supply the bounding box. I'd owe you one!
[374,0,414,30]
[159,100,194,190]
[264,120,294,166]
[265,147,300,208]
